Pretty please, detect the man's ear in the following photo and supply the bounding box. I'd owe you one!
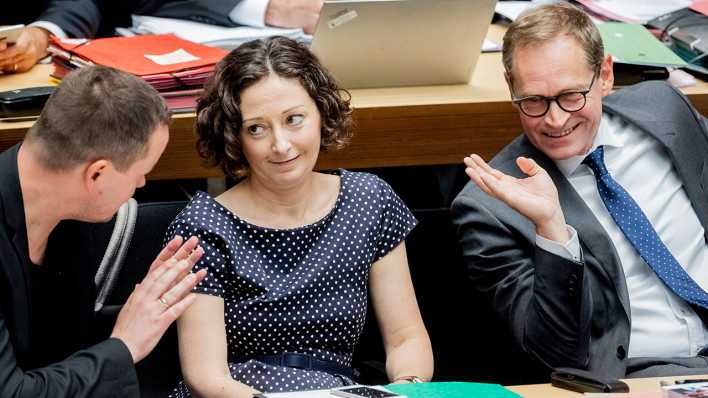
[83,159,110,193]
[599,54,614,97]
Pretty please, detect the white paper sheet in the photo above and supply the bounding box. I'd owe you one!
[130,15,306,50]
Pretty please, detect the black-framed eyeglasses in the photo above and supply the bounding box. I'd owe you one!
[511,71,598,117]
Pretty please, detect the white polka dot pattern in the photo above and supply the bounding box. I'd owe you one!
[165,170,416,396]
[584,146,708,307]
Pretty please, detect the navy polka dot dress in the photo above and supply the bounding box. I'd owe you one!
[166,170,416,396]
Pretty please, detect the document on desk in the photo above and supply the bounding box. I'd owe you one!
[264,386,395,397]
[692,0,708,16]
[130,15,306,50]
[482,39,501,53]
[50,34,227,76]
[386,382,520,398]
[576,0,691,24]
[264,382,520,398]
[584,393,661,397]
[265,390,333,397]
[598,23,687,67]
[495,1,532,21]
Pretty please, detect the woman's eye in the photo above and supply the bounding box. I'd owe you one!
[246,125,265,135]
[288,114,304,125]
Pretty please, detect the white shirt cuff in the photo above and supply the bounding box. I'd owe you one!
[29,21,67,39]
[229,0,270,28]
[536,225,581,262]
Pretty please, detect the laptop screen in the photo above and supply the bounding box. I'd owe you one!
[311,0,497,89]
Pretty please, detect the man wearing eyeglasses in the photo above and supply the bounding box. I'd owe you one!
[452,3,708,379]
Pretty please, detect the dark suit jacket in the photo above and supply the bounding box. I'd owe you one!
[0,144,139,397]
[3,1,101,38]
[452,81,708,379]
[3,0,246,39]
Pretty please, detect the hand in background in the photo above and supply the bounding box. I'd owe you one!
[464,154,570,243]
[265,0,324,34]
[111,235,206,363]
[0,27,50,73]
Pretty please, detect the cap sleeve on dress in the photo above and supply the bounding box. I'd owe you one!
[372,176,417,262]
[164,197,229,298]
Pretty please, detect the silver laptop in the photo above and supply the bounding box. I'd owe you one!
[311,0,497,89]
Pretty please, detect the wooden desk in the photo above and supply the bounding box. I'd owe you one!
[0,54,519,180]
[508,375,708,397]
[3,27,708,180]
[260,376,708,397]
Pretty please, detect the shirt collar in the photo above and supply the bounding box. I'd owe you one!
[554,113,626,177]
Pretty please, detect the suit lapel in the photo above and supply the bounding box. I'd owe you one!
[519,138,632,321]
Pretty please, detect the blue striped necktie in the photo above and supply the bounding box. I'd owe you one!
[583,146,708,308]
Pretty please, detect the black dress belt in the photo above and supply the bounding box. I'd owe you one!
[237,352,357,379]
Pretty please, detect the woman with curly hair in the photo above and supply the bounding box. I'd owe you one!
[165,36,433,398]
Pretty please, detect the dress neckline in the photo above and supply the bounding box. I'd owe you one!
[197,169,346,232]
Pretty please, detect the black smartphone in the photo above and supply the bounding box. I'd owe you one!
[551,367,629,393]
[0,86,55,119]
[330,386,405,398]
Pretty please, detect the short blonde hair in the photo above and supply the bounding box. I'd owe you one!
[502,2,604,77]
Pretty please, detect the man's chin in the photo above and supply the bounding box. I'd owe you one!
[77,213,116,224]
[536,136,593,161]
[541,143,591,161]
[98,215,116,223]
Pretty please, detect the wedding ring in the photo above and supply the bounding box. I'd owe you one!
[158,296,169,308]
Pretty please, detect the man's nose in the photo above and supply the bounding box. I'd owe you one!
[544,100,571,129]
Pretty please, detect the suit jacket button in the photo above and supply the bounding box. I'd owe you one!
[617,345,626,360]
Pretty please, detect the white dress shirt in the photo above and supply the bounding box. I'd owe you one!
[537,113,708,358]
[229,0,270,28]
[29,21,67,39]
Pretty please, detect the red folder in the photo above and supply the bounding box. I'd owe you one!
[50,34,227,76]
[692,0,708,16]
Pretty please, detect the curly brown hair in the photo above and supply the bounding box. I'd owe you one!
[196,36,353,179]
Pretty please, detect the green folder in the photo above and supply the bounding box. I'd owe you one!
[385,382,521,398]
[598,22,686,68]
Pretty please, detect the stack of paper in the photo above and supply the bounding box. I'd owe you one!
[495,1,534,21]
[598,22,687,85]
[130,15,308,50]
[692,0,708,15]
[576,0,692,23]
[48,34,228,112]
[663,381,708,397]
